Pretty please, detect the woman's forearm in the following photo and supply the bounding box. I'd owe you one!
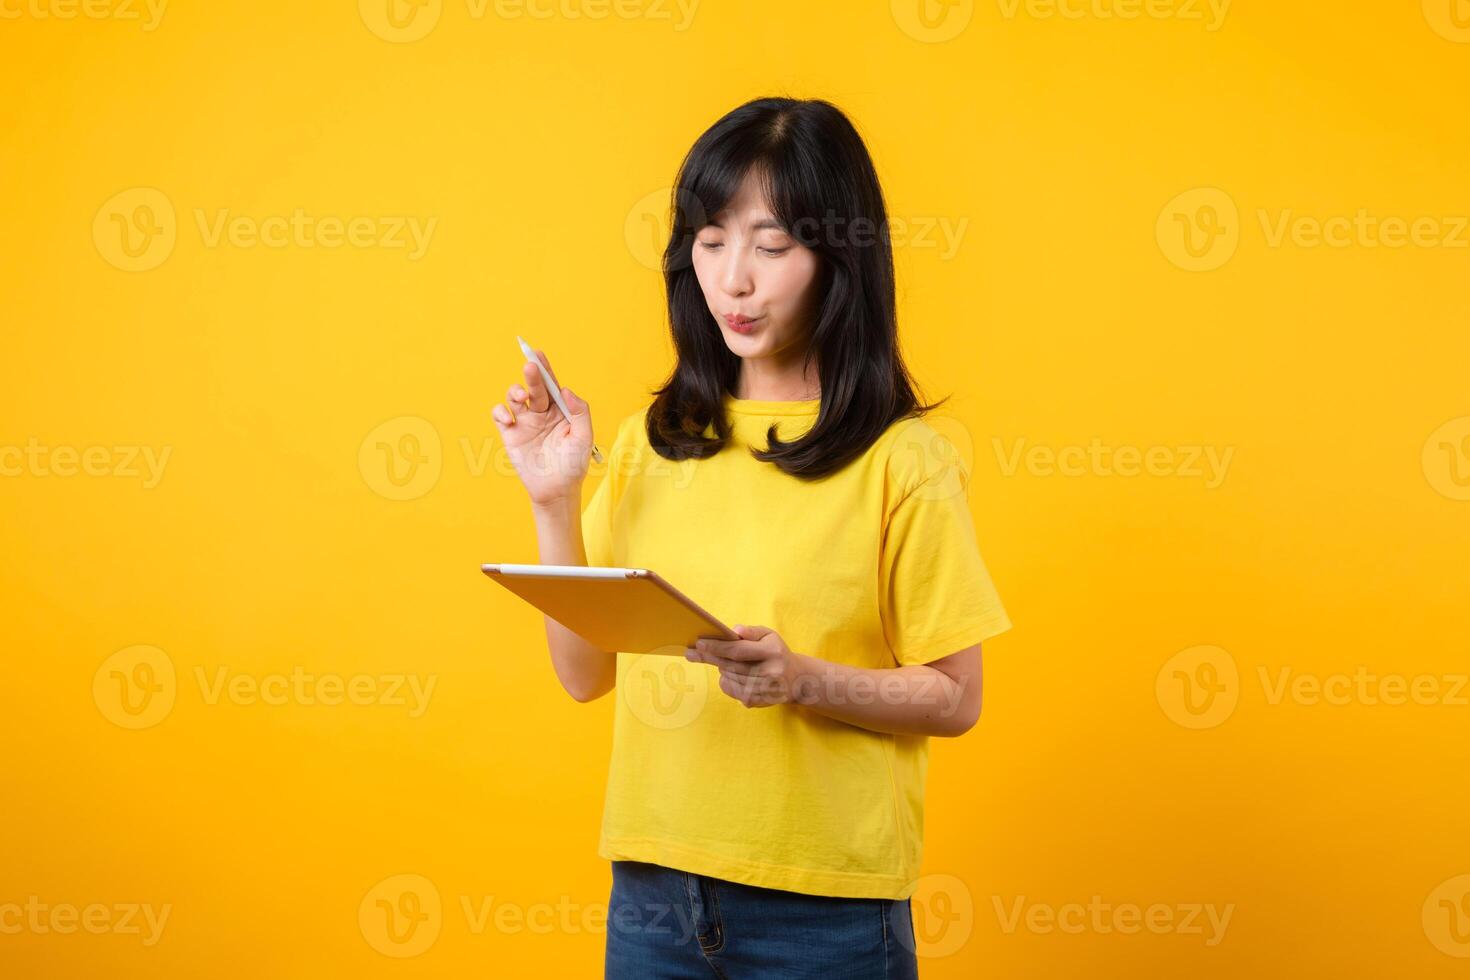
[531,495,617,703]
[787,653,979,738]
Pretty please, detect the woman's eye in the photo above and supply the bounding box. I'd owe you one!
[695,240,786,255]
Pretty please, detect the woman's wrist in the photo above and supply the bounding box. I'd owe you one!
[530,492,581,520]
[788,653,827,706]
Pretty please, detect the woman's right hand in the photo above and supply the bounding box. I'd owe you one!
[491,349,595,507]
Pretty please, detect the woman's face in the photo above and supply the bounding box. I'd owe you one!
[691,170,822,360]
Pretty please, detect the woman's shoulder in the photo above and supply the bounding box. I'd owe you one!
[619,403,653,439]
[875,412,973,501]
[604,403,654,456]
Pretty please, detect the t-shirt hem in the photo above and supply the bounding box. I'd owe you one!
[598,834,918,900]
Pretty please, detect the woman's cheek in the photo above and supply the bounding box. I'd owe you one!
[774,260,817,322]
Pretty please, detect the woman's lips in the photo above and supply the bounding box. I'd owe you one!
[724,314,762,334]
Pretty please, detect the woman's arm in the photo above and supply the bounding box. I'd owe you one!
[531,495,617,703]
[488,345,614,704]
[789,644,982,738]
[684,626,983,738]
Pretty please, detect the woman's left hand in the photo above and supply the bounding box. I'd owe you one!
[684,624,809,708]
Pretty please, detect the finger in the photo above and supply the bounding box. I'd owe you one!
[491,403,515,428]
[507,383,529,408]
[535,349,562,391]
[718,670,775,706]
[561,385,589,418]
[733,670,791,704]
[522,361,551,413]
[720,669,769,693]
[694,639,765,662]
[685,648,761,674]
[522,351,565,414]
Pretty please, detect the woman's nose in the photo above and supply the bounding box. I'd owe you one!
[720,249,753,296]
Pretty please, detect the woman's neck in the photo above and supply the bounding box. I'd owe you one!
[734,355,821,401]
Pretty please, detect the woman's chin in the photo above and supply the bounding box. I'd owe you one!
[720,327,765,351]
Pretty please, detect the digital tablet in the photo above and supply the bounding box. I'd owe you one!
[480,564,738,656]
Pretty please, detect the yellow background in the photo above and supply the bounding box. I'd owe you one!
[4,0,1469,976]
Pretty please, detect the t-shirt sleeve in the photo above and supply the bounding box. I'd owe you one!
[878,454,1012,667]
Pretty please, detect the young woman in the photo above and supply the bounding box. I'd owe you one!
[492,97,1011,979]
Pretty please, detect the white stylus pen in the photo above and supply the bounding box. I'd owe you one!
[516,335,603,463]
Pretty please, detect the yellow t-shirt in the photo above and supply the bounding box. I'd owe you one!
[580,393,1012,900]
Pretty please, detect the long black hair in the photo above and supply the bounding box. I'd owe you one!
[645,96,948,481]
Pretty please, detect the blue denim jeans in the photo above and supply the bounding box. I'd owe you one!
[604,860,919,979]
